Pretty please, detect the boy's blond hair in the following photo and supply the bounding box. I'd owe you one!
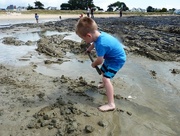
[75,17,98,37]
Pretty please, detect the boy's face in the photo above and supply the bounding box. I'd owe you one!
[78,33,93,44]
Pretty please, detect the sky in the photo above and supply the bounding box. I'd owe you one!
[0,0,180,10]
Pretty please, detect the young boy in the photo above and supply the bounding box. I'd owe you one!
[75,17,126,112]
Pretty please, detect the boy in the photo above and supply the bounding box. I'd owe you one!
[75,17,126,112]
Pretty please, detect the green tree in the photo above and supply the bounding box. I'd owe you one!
[147,6,154,12]
[67,0,94,10]
[34,1,44,9]
[27,4,34,10]
[60,3,71,10]
[169,8,176,13]
[160,8,167,12]
[96,6,103,11]
[107,1,128,12]
[171,8,176,12]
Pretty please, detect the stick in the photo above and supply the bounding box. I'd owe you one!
[87,52,101,75]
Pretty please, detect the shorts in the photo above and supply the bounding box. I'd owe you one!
[100,63,124,79]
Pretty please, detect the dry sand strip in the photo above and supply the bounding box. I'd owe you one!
[0,13,120,20]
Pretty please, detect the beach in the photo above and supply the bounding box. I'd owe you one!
[0,14,180,136]
[0,13,120,26]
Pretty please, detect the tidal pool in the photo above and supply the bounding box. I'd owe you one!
[0,28,179,135]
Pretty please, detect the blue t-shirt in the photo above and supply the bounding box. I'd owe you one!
[94,32,126,70]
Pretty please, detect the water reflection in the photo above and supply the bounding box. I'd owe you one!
[14,32,40,42]
[0,44,36,66]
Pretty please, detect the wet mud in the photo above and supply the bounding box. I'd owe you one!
[0,16,180,136]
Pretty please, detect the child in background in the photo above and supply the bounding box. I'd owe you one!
[35,13,39,23]
[87,7,90,17]
[75,17,126,112]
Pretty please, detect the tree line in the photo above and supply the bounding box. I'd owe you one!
[27,0,128,11]
[27,0,176,12]
[147,6,176,12]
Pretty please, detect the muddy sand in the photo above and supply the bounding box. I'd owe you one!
[0,15,180,136]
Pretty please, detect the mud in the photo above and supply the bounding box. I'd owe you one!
[0,16,180,136]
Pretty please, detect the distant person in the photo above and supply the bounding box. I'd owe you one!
[87,7,90,17]
[119,9,122,17]
[79,13,83,18]
[90,7,94,18]
[35,13,39,23]
[59,16,61,20]
[75,17,126,112]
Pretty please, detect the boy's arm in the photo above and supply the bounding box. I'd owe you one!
[86,43,94,52]
[91,56,103,68]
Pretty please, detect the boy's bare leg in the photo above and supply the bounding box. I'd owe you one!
[98,77,115,112]
[98,74,104,88]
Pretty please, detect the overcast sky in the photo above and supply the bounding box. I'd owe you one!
[0,0,179,10]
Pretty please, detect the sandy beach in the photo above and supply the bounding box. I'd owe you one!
[0,14,180,136]
[0,13,120,27]
[0,13,120,20]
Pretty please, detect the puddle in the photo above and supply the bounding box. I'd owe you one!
[0,44,37,66]
[0,29,82,67]
[63,32,82,42]
[40,31,82,42]
[41,31,63,36]
[14,32,41,42]
[0,18,59,28]
[34,58,100,82]
[13,30,75,42]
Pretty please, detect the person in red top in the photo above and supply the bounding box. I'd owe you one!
[79,13,83,18]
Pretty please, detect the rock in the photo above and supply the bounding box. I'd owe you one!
[98,120,108,127]
[25,40,34,45]
[126,111,132,116]
[2,37,25,46]
[41,120,50,127]
[171,69,180,74]
[85,125,94,133]
[27,120,36,129]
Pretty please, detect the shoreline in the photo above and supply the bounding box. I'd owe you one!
[0,13,177,21]
[0,14,120,20]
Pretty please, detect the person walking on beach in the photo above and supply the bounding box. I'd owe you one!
[35,13,39,23]
[87,7,90,17]
[90,7,94,18]
[120,9,123,17]
[75,17,126,112]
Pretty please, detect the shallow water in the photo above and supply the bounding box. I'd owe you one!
[0,28,179,135]
[0,18,59,28]
[0,30,81,66]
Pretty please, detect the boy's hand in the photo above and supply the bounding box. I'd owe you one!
[85,50,91,54]
[87,52,102,75]
[91,62,96,68]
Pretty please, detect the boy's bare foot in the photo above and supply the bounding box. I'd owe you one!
[98,83,104,89]
[98,104,115,112]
